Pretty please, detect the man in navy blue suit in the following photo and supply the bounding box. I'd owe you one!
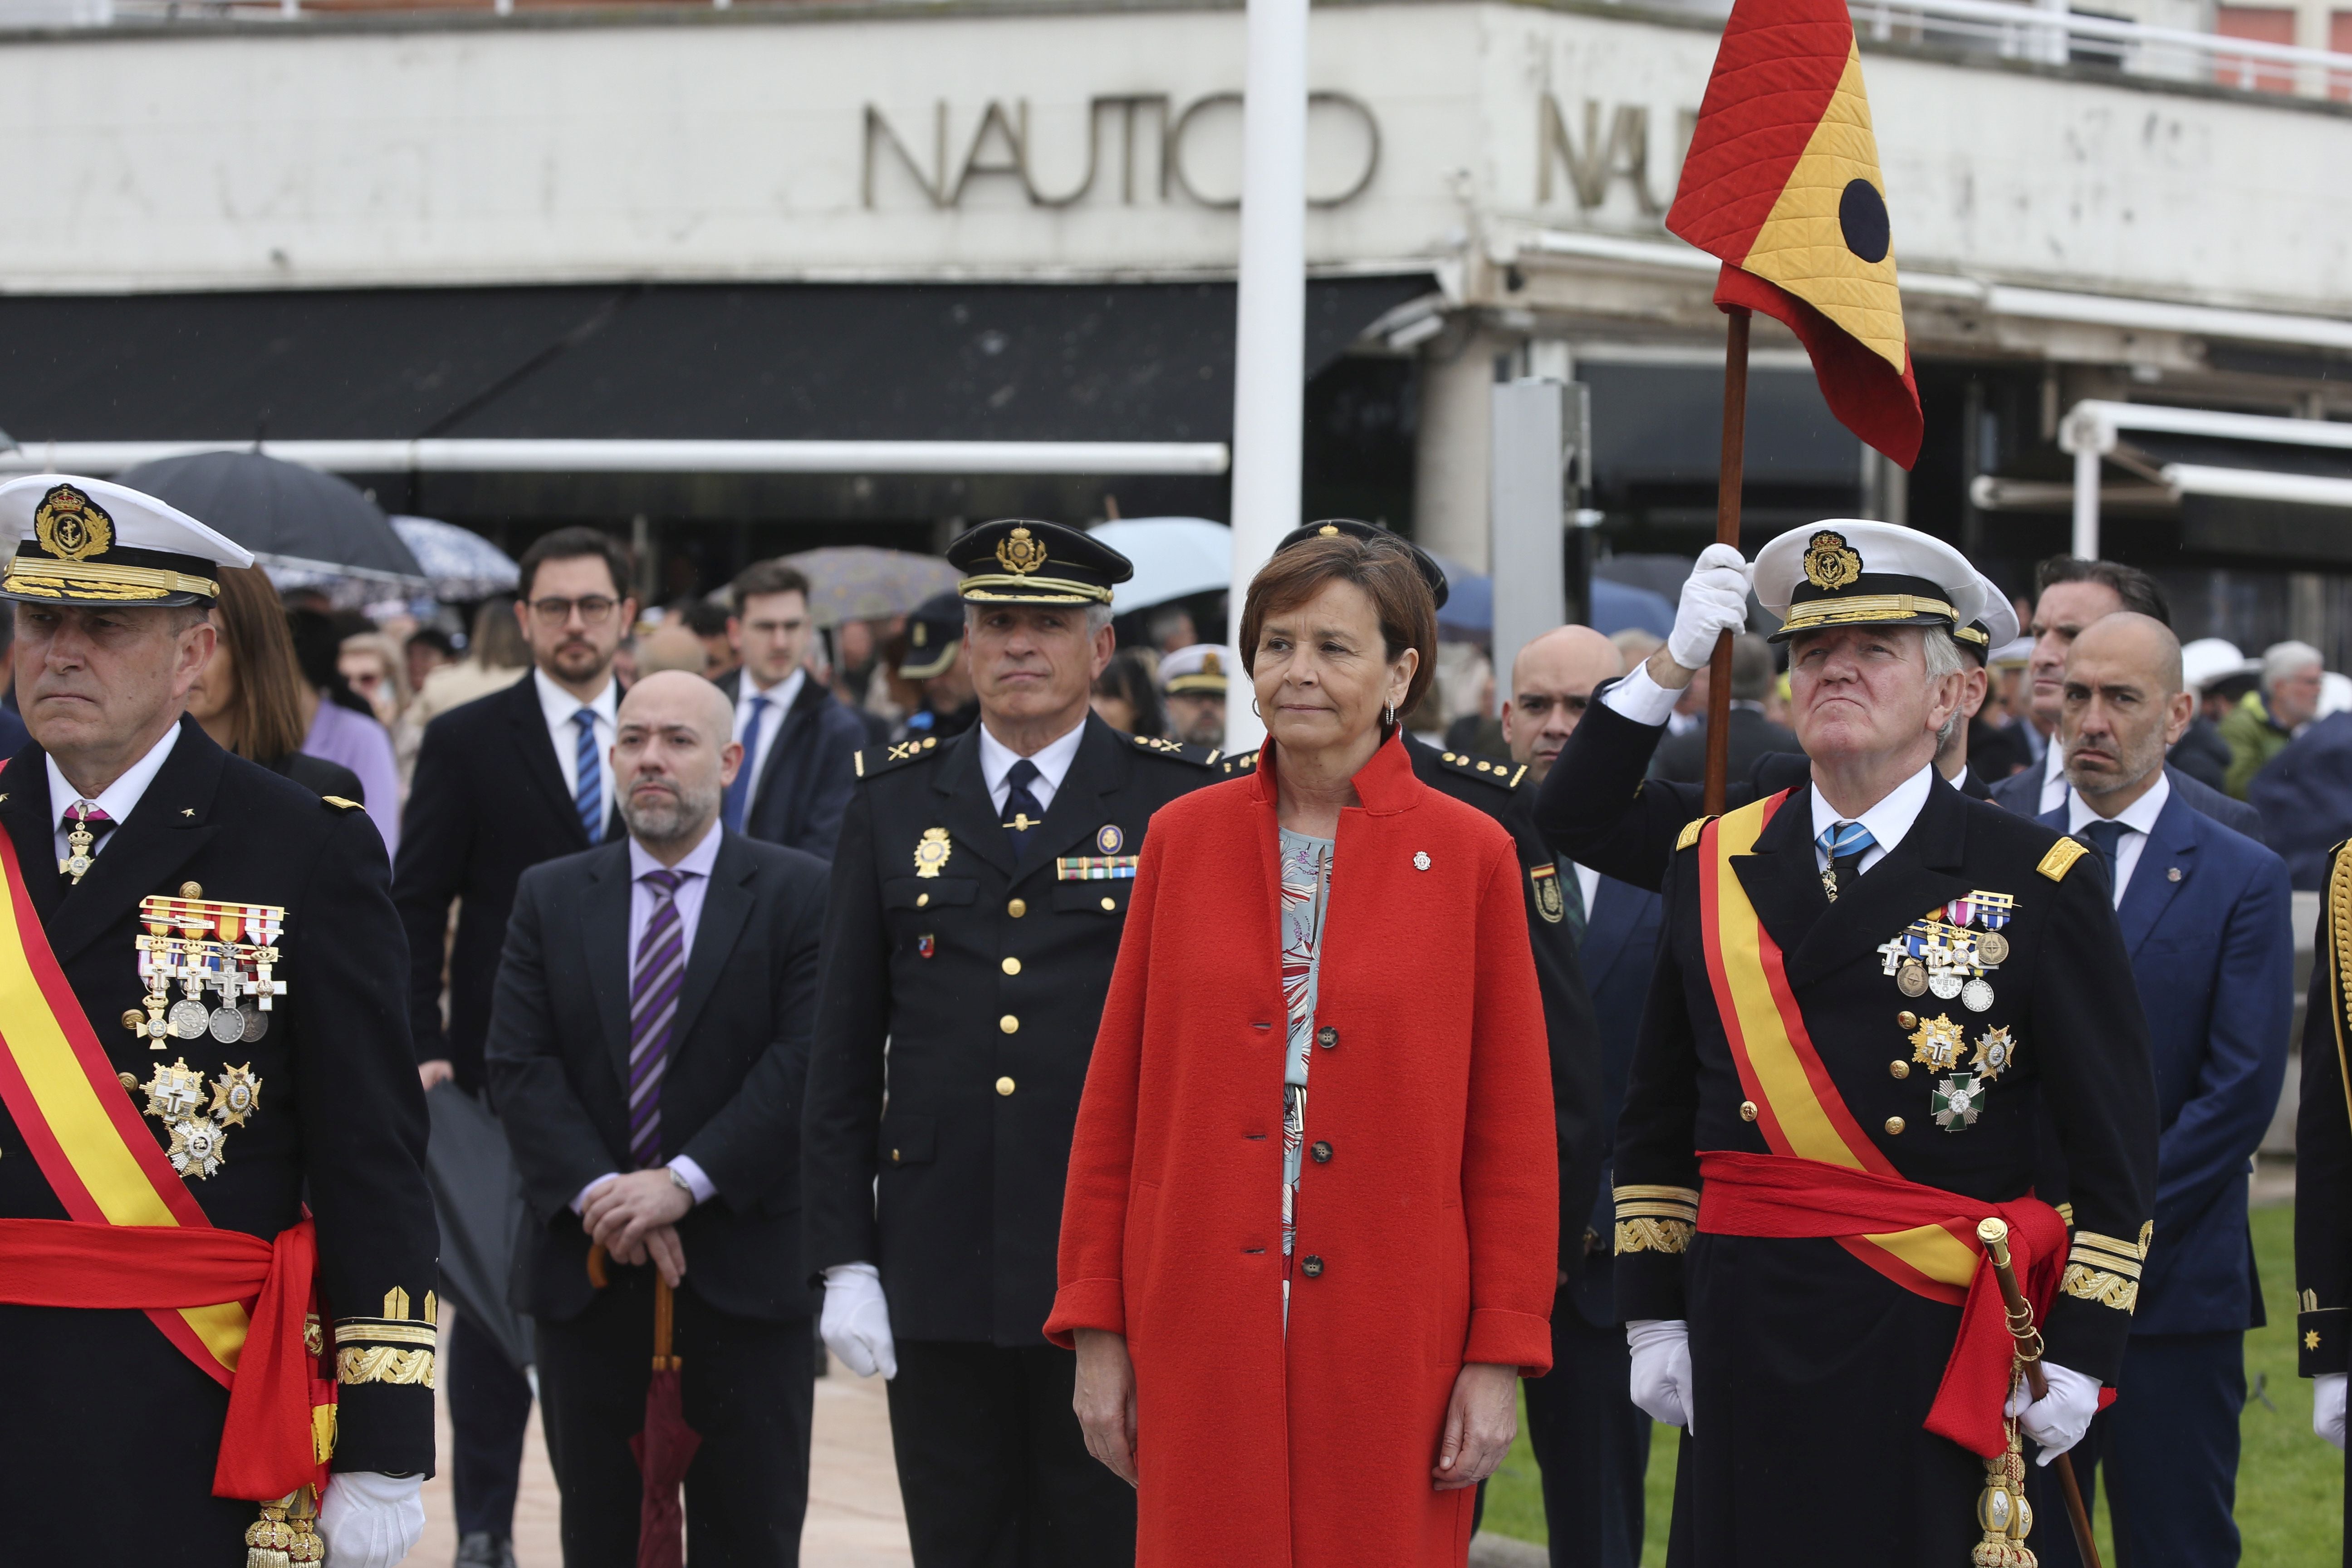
[1500,623,1661,1568]
[1988,557,2264,844]
[2031,612,2292,1568]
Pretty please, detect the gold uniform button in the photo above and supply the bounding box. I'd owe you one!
[1000,1014,1019,1034]
[1100,897,1116,911]
[1890,1060,1910,1080]
[121,1009,145,1030]
[1897,1011,1918,1030]
[1885,1116,1906,1135]
[995,1076,1016,1097]
[916,892,930,907]
[1739,1101,1759,1122]
[1007,898,1027,918]
[179,881,203,898]
[1001,956,1021,976]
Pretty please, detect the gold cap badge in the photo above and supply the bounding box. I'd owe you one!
[1802,530,1862,592]
[995,526,1049,577]
[34,485,113,564]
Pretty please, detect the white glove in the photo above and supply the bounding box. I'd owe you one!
[2005,1361,2100,1464]
[315,1470,425,1568]
[1666,544,1754,671]
[2316,1372,2348,1450]
[1626,1318,1695,1433]
[821,1261,898,1379]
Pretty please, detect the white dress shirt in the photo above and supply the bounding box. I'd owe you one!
[977,718,1088,814]
[1808,764,1936,877]
[535,667,619,829]
[1573,861,1602,921]
[1601,661,1683,728]
[2065,770,2171,906]
[572,820,725,1213]
[2037,740,2070,815]
[731,666,805,799]
[48,722,181,863]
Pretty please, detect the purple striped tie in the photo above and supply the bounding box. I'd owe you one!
[627,868,689,1170]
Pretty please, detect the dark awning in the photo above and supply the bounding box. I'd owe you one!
[0,277,1431,446]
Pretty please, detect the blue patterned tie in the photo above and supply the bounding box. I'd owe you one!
[1003,758,1045,860]
[720,694,769,833]
[627,868,687,1168]
[573,708,603,843]
[1815,820,1877,901]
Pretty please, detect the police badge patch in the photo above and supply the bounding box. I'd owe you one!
[1529,862,1565,924]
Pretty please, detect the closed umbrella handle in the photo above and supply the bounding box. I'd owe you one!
[654,1275,678,1371]
[586,1241,610,1290]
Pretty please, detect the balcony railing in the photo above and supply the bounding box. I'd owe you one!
[1850,0,2352,100]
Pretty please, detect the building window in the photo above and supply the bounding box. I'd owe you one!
[2214,5,2297,93]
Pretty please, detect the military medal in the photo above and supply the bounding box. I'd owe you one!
[1908,1013,1967,1073]
[913,827,953,879]
[59,802,98,883]
[1928,970,1963,1000]
[1096,824,1123,854]
[1961,977,1995,1013]
[1897,960,1928,997]
[1931,1072,1983,1131]
[1977,930,2010,965]
[210,1064,262,1127]
[1972,1025,2017,1080]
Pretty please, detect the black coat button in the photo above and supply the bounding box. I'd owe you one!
[1310,1141,1332,1163]
[1315,1026,1338,1050]
[1301,1255,1324,1278]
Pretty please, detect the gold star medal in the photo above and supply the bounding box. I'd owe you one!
[1908,1013,1967,1073]
[210,1064,262,1128]
[913,827,953,879]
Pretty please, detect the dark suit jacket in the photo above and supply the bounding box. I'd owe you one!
[2245,710,2352,889]
[395,673,622,1089]
[2037,789,2291,1334]
[715,669,865,860]
[486,829,829,1323]
[1568,869,1665,1330]
[1652,703,1802,784]
[1991,759,2264,845]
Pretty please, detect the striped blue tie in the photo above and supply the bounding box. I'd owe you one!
[573,708,603,843]
[1815,820,1876,900]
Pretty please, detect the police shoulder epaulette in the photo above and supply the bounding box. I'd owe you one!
[852,734,945,779]
[2038,837,2090,882]
[1220,749,1260,776]
[1675,815,1715,852]
[1436,749,1527,790]
[320,795,366,813]
[1127,733,1223,769]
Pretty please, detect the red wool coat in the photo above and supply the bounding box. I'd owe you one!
[1045,733,1558,1568]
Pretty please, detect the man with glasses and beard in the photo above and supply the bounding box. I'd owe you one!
[397,526,637,1568]
[488,672,830,1567]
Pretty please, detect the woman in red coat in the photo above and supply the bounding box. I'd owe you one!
[1045,530,1558,1567]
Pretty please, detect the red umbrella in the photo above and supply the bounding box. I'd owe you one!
[588,1245,703,1568]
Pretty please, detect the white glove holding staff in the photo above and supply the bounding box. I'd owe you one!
[1626,1318,1696,1433]
[822,1261,899,1379]
[2005,1361,2100,1463]
[2316,1372,2347,1450]
[1666,544,1755,672]
[317,1470,426,1568]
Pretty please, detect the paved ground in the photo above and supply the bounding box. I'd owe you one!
[398,1352,914,1568]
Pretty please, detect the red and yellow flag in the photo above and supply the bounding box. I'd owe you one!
[1667,0,1923,468]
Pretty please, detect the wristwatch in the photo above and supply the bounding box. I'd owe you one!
[667,1165,692,1196]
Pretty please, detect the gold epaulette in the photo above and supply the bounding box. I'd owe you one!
[334,1286,440,1390]
[852,733,943,779]
[1128,733,1223,768]
[2060,1223,2151,1313]
[2038,838,2090,882]
[319,795,364,813]
[1435,749,1527,790]
[1613,1183,1699,1256]
[1221,749,1260,776]
[1676,816,1715,852]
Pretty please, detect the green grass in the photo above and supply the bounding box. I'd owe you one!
[1482,1202,2341,1565]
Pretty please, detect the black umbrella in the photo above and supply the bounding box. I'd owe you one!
[114,450,427,597]
[423,1081,536,1375]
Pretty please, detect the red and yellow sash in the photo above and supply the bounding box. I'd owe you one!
[0,807,329,1499]
[1695,791,2066,1457]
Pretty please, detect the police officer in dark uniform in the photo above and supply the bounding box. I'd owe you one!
[802,519,1222,1568]
[895,591,981,745]
[0,476,436,1566]
[1234,520,1605,1297]
[1589,521,2156,1567]
[2299,841,2352,1558]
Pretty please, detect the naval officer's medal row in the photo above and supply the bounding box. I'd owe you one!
[1882,891,2017,1134]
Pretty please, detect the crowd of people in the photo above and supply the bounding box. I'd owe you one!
[0,472,2346,1568]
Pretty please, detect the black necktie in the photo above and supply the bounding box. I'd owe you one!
[2080,818,2127,894]
[1003,758,1045,861]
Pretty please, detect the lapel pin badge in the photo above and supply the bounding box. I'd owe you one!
[1413,851,1431,872]
[2167,866,2182,882]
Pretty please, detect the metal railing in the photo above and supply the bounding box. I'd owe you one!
[1852,0,2352,100]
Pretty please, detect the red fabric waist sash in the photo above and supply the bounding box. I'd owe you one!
[0,1215,326,1500]
[1697,1148,2063,1459]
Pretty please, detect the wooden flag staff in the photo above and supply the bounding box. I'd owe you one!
[1702,306,1752,817]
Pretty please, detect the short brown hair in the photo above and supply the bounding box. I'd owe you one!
[207,565,311,762]
[730,559,813,610]
[517,526,633,602]
[1239,533,1437,720]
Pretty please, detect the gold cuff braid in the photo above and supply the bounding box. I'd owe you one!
[336,1345,437,1389]
[1616,1217,1694,1255]
[2060,1264,2140,1313]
